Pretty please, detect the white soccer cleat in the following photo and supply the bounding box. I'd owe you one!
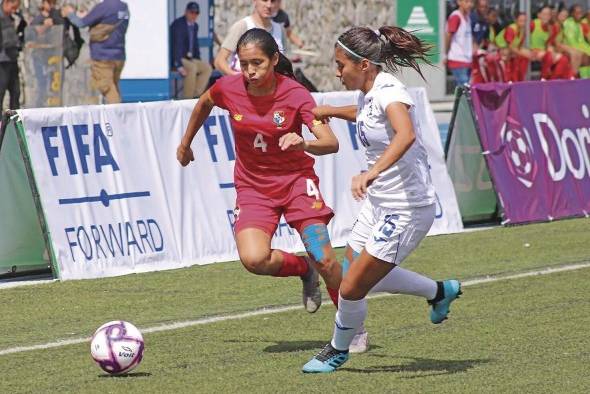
[349,329,369,354]
[301,257,322,313]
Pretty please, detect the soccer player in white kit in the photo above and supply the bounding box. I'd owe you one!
[302,26,462,373]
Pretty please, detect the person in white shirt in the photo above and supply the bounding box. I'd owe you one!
[213,0,286,75]
[302,25,462,373]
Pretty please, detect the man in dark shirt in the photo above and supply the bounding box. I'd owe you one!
[271,0,304,49]
[0,0,23,111]
[471,0,490,48]
[170,2,212,98]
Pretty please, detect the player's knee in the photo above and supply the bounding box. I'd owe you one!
[240,253,271,275]
[339,277,366,301]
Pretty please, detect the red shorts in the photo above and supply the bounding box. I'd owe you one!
[233,175,334,236]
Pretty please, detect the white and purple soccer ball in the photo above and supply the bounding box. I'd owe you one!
[90,321,144,375]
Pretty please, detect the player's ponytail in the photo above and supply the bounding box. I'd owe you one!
[336,26,432,80]
[377,26,432,80]
[236,28,296,80]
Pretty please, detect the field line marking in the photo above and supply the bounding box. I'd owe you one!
[1,260,589,356]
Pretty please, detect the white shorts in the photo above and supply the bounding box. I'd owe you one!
[348,202,435,264]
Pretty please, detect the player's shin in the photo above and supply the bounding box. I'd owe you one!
[331,294,367,351]
[301,223,341,304]
[370,266,437,299]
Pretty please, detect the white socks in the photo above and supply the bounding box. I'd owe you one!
[331,294,367,351]
[371,266,437,300]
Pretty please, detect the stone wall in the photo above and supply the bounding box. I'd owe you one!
[23,0,397,92]
[214,0,397,91]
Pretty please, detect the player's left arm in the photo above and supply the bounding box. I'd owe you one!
[352,102,415,200]
[278,122,339,155]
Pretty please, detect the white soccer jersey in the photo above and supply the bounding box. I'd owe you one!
[356,72,435,209]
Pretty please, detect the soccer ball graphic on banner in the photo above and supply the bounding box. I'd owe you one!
[90,321,144,374]
[501,123,536,188]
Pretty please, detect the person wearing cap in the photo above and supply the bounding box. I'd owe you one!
[171,2,212,98]
[62,0,129,104]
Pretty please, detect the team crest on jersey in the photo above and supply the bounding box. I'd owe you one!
[233,113,243,121]
[273,111,286,128]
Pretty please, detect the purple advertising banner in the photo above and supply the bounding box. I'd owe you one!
[471,80,590,224]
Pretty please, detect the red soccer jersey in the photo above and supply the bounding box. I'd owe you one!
[209,73,318,196]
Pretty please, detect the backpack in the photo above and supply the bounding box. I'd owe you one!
[63,23,84,69]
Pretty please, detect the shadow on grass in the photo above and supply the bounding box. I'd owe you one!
[224,338,382,353]
[98,372,152,378]
[263,341,382,353]
[341,356,492,377]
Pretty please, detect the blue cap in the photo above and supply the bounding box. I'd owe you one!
[186,2,200,12]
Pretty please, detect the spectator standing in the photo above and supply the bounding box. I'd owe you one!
[270,0,303,49]
[214,0,286,75]
[445,0,474,86]
[471,0,489,47]
[171,2,212,99]
[0,0,23,111]
[470,0,490,83]
[63,0,129,104]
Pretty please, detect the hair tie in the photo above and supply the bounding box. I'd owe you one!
[374,29,381,38]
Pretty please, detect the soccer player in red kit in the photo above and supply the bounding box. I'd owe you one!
[177,28,342,313]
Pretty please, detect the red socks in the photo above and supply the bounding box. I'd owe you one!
[273,251,309,277]
[273,252,340,309]
[327,287,339,307]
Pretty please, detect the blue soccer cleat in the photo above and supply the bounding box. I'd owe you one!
[429,279,462,324]
[302,344,349,373]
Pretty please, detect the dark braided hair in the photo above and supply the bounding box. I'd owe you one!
[236,28,295,80]
[336,26,433,80]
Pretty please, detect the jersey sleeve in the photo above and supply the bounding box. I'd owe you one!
[376,85,414,113]
[296,87,319,130]
[282,11,291,29]
[447,14,461,34]
[208,78,228,109]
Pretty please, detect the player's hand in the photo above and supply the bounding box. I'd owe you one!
[312,106,333,122]
[43,18,54,27]
[178,67,187,77]
[279,132,306,151]
[351,171,377,201]
[176,143,195,166]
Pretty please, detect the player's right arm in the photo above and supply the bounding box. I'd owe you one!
[177,90,216,166]
[312,105,357,122]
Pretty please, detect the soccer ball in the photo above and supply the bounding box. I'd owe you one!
[90,321,144,374]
